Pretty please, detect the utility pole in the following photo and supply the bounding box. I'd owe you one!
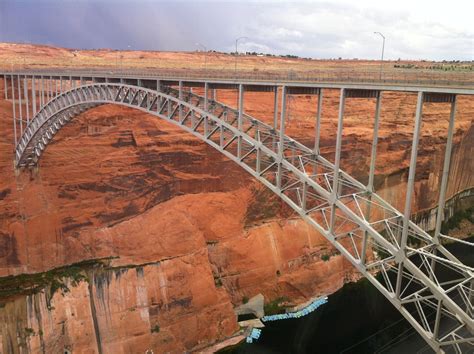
[374,32,385,81]
[196,42,208,73]
[234,36,248,77]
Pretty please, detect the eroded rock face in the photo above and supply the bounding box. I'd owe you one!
[0,251,237,354]
[0,78,472,352]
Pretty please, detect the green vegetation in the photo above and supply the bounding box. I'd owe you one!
[24,328,35,337]
[394,63,474,72]
[151,325,160,333]
[242,296,249,304]
[441,207,474,234]
[214,277,223,287]
[0,259,109,301]
[264,296,290,316]
[321,254,331,262]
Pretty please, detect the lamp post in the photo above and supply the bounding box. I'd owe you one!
[121,45,131,71]
[116,50,119,71]
[374,32,385,81]
[196,42,208,73]
[234,36,248,77]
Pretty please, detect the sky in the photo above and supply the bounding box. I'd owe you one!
[0,0,473,61]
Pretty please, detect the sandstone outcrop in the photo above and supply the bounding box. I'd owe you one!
[0,74,472,352]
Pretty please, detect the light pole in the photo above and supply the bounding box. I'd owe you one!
[72,50,78,70]
[196,42,208,72]
[121,45,131,71]
[374,32,385,81]
[234,36,248,77]
[116,50,119,71]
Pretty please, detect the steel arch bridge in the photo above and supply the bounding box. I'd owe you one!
[2,72,474,353]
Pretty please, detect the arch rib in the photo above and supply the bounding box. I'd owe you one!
[15,83,474,353]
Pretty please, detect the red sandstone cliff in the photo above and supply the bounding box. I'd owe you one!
[0,76,472,353]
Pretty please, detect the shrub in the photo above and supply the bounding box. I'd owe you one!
[151,325,160,333]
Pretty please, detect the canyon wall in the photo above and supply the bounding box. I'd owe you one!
[0,78,472,353]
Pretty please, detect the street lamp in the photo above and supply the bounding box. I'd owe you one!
[115,50,119,71]
[72,50,78,70]
[121,45,131,71]
[195,42,208,72]
[374,32,385,81]
[234,36,248,77]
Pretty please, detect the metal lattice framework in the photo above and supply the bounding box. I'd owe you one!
[7,79,474,353]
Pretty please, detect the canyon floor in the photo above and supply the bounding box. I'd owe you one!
[0,44,473,353]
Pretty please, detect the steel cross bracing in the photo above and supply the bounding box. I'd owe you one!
[7,78,474,353]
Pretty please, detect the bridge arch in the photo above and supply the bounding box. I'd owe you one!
[15,83,474,352]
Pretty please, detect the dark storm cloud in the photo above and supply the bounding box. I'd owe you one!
[0,0,472,60]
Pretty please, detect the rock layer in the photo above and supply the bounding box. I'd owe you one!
[0,77,472,352]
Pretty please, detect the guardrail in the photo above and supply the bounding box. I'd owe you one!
[2,66,474,88]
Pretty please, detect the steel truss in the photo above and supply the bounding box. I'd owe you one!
[10,81,474,353]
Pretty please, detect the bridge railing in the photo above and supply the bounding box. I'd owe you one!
[2,66,474,87]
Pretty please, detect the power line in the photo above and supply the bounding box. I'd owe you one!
[339,315,409,353]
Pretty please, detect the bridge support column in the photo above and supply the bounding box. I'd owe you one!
[47,76,51,102]
[237,84,244,158]
[179,81,183,121]
[60,77,63,93]
[17,75,23,135]
[204,82,208,111]
[156,80,162,111]
[367,91,382,193]
[433,96,457,241]
[329,88,346,234]
[469,279,474,314]
[41,76,45,108]
[3,74,7,99]
[313,88,323,155]
[276,85,287,190]
[395,91,424,298]
[11,75,17,148]
[273,86,278,130]
[24,76,29,125]
[32,77,36,116]
[361,91,382,264]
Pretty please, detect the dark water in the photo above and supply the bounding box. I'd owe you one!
[224,236,474,354]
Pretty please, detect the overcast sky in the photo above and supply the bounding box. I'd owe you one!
[0,0,472,61]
